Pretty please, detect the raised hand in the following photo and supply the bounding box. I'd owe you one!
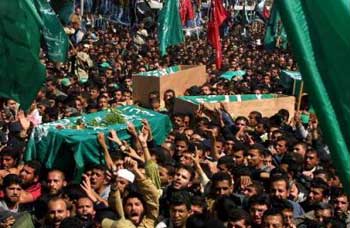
[97,132,107,147]
[138,127,149,144]
[124,157,138,173]
[80,174,97,202]
[108,130,122,145]
[127,122,137,136]
[18,110,30,130]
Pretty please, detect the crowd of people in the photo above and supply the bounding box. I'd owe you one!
[0,1,348,228]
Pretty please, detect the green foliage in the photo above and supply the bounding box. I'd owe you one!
[86,109,125,128]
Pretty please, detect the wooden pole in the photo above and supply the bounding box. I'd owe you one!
[296,81,304,112]
[292,79,296,95]
[80,0,84,18]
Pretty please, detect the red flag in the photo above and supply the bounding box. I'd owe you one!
[179,0,195,25]
[263,6,271,19]
[207,0,228,69]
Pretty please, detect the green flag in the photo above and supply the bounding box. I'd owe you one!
[36,0,69,62]
[50,0,74,25]
[264,2,287,50]
[158,0,184,56]
[275,0,350,193]
[0,0,46,110]
[279,70,302,96]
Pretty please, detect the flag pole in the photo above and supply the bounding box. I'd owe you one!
[296,80,304,112]
[80,0,84,18]
[292,78,296,95]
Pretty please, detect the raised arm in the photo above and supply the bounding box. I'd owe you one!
[97,132,114,171]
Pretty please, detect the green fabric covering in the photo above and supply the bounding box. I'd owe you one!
[0,0,46,110]
[179,94,276,105]
[137,65,181,77]
[36,0,69,62]
[158,0,184,56]
[25,106,172,181]
[264,2,288,50]
[219,70,246,80]
[276,0,350,193]
[280,70,302,96]
[50,0,74,25]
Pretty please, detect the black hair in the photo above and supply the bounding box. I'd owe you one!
[247,181,264,196]
[176,164,196,181]
[214,196,237,222]
[90,164,107,173]
[217,156,235,170]
[280,152,303,174]
[212,172,233,186]
[170,190,191,210]
[314,202,333,211]
[269,167,289,180]
[191,195,207,210]
[262,208,283,222]
[248,143,265,155]
[314,169,332,182]
[24,160,42,177]
[62,183,86,201]
[249,111,262,122]
[227,208,251,225]
[311,178,330,197]
[235,116,249,125]
[278,109,290,122]
[174,133,189,145]
[232,166,252,178]
[1,147,20,163]
[186,214,225,228]
[232,142,248,154]
[59,217,86,228]
[270,198,293,211]
[2,174,23,189]
[248,194,271,209]
[270,175,290,190]
[123,190,147,212]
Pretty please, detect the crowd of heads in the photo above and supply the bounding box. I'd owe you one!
[0,4,348,228]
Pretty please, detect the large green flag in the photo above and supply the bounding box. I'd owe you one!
[264,2,287,50]
[0,0,46,110]
[158,0,184,56]
[36,0,69,62]
[275,0,350,193]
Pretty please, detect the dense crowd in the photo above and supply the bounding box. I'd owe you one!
[0,2,348,228]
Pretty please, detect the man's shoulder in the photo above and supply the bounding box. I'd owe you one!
[25,182,42,194]
[0,200,7,209]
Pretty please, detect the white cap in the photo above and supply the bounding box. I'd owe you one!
[116,169,135,183]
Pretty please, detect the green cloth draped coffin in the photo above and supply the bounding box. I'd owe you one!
[25,106,172,181]
[179,94,275,105]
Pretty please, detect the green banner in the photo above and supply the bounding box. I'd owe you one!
[0,0,46,110]
[24,106,172,181]
[50,0,74,25]
[276,0,350,193]
[158,0,184,56]
[36,0,69,62]
[137,65,181,77]
[280,70,302,96]
[219,70,246,80]
[179,94,276,105]
[264,2,288,50]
